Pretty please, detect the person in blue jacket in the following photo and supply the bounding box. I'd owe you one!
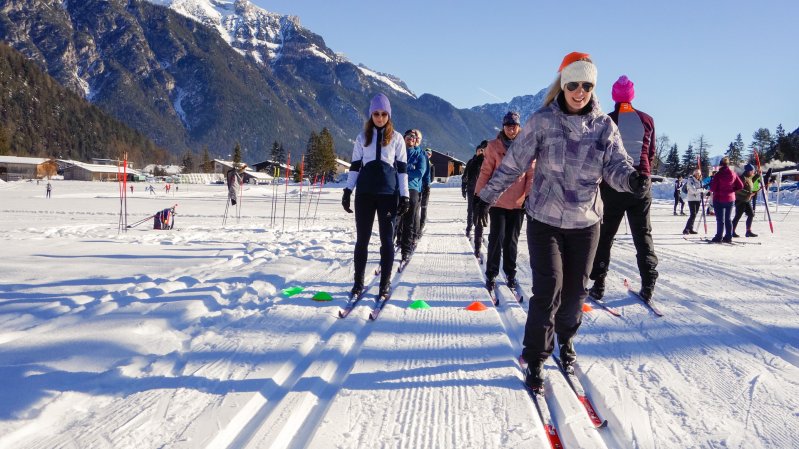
[342,93,410,298]
[395,129,428,260]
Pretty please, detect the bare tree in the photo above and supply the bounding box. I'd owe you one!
[654,134,671,175]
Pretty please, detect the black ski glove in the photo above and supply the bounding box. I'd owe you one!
[461,185,467,199]
[397,196,410,216]
[628,172,651,199]
[474,195,489,227]
[342,188,353,213]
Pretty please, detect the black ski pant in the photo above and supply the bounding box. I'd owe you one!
[399,190,421,256]
[485,207,524,281]
[673,192,684,214]
[733,200,754,232]
[354,193,398,289]
[685,200,701,232]
[522,218,599,364]
[465,187,476,234]
[590,185,658,292]
[420,187,430,231]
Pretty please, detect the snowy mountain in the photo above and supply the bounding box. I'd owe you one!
[471,88,548,129]
[0,0,500,161]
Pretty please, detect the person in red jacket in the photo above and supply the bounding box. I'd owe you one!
[588,75,659,302]
[474,111,535,291]
[709,157,744,243]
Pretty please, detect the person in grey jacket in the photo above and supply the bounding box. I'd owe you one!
[478,52,647,391]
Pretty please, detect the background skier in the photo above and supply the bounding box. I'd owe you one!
[588,75,659,303]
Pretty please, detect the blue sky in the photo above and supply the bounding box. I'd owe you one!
[252,0,798,157]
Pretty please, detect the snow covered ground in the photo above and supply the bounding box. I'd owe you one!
[0,179,798,449]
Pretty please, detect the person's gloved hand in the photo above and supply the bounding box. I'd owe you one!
[342,188,353,213]
[397,196,410,216]
[628,172,651,199]
[461,185,467,199]
[423,185,430,196]
[474,195,489,227]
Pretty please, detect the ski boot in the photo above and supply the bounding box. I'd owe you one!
[485,277,496,292]
[378,282,391,300]
[521,356,544,391]
[506,276,518,290]
[746,230,758,237]
[587,276,605,300]
[559,340,577,375]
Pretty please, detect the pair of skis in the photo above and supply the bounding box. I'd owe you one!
[586,279,664,317]
[338,286,393,320]
[339,253,413,320]
[521,355,607,449]
[686,236,762,246]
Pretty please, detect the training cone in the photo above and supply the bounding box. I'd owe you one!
[582,303,594,312]
[312,291,333,301]
[466,301,488,311]
[281,286,305,297]
[409,300,430,310]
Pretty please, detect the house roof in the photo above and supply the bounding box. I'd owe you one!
[0,156,49,165]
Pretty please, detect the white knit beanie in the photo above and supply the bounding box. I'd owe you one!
[560,60,598,90]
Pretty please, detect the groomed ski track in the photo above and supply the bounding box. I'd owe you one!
[0,184,798,449]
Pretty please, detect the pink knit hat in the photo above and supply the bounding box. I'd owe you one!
[612,76,635,103]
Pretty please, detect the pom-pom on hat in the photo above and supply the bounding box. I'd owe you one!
[369,93,391,118]
[503,111,521,126]
[612,75,635,103]
[558,51,597,90]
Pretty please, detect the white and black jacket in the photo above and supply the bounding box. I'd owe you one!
[346,128,409,197]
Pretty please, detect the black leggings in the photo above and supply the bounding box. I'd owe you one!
[354,193,397,287]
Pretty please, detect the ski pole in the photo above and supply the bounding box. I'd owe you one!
[305,174,318,224]
[297,155,305,231]
[283,154,291,231]
[312,176,325,225]
[753,150,774,233]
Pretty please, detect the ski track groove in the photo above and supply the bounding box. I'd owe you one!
[607,249,799,448]
[4,234,365,449]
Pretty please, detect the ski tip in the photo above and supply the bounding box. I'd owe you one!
[597,419,609,429]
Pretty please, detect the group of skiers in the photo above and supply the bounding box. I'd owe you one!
[343,52,653,392]
[675,162,767,242]
[342,51,771,394]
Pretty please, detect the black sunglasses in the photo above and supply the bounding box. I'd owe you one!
[564,82,594,93]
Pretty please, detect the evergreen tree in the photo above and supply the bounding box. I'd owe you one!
[318,128,337,181]
[749,128,774,163]
[664,143,681,177]
[694,135,712,174]
[232,142,242,166]
[726,133,745,167]
[654,134,671,175]
[304,131,320,178]
[201,146,212,173]
[270,140,285,164]
[773,124,787,161]
[775,125,799,162]
[181,151,195,173]
[0,126,10,156]
[681,144,696,176]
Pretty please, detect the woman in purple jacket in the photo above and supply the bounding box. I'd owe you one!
[708,157,743,243]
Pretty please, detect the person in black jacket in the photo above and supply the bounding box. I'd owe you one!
[341,93,410,298]
[461,140,487,238]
